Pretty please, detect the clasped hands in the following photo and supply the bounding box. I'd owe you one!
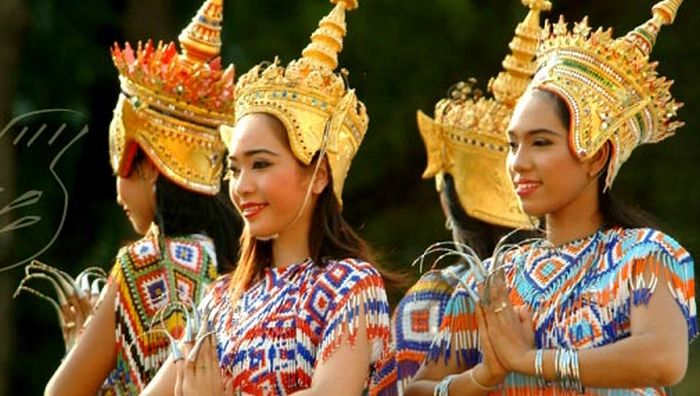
[470,268,537,385]
[171,306,233,396]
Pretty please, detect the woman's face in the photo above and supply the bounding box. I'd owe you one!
[116,161,157,235]
[506,91,598,217]
[226,113,316,239]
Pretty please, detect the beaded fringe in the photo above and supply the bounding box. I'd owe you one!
[318,272,391,363]
[426,282,481,368]
[424,229,696,395]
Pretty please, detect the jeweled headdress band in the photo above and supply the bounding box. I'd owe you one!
[531,0,684,189]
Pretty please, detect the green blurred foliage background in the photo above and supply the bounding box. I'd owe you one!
[0,0,698,394]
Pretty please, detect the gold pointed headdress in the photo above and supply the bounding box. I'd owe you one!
[531,0,684,189]
[109,0,235,195]
[417,0,550,229]
[229,0,368,206]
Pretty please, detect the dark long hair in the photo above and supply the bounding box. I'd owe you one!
[441,173,533,259]
[598,177,660,230]
[131,149,240,272]
[533,88,659,230]
[227,114,405,303]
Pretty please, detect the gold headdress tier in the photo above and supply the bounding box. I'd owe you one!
[110,0,234,195]
[417,0,550,229]
[229,0,367,206]
[531,0,684,189]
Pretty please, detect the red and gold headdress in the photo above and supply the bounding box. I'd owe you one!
[226,0,367,206]
[417,0,550,229]
[531,0,684,189]
[109,0,235,195]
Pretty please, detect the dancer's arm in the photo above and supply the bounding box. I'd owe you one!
[44,281,117,396]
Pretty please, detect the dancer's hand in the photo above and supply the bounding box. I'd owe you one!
[474,305,509,386]
[174,334,232,396]
[479,269,536,373]
[60,291,97,349]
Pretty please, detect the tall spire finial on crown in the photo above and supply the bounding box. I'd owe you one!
[233,0,366,206]
[178,0,224,65]
[301,0,359,71]
[414,0,546,229]
[623,0,682,59]
[652,0,682,24]
[489,0,552,107]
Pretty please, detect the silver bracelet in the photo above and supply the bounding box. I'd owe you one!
[560,348,570,389]
[434,374,458,396]
[534,349,546,387]
[468,368,498,391]
[565,348,574,389]
[571,349,584,393]
[555,348,584,392]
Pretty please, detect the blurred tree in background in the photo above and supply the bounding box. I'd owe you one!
[0,0,698,394]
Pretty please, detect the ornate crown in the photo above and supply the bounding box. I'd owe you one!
[109,0,235,195]
[227,0,368,206]
[531,0,684,189]
[417,0,550,229]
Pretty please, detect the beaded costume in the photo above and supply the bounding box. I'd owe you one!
[422,1,694,393]
[429,227,697,395]
[371,265,466,395]
[200,258,390,395]
[371,1,548,394]
[101,0,233,393]
[101,231,217,394]
[423,0,693,394]
[210,1,391,394]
